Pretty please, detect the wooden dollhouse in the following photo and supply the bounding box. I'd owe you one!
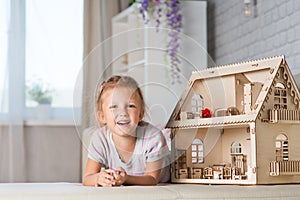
[166,55,300,184]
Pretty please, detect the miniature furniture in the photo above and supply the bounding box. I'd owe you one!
[223,166,232,179]
[1,182,300,200]
[191,168,202,179]
[167,55,300,184]
[203,167,213,179]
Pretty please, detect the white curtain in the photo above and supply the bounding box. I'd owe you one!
[81,0,130,130]
[0,0,26,182]
[81,0,130,176]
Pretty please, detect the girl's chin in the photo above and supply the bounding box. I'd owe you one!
[115,127,136,137]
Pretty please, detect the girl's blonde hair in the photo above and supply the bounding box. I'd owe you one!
[96,75,145,113]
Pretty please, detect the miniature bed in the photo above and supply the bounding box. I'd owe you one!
[1,182,300,200]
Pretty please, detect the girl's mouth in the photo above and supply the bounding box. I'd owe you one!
[117,121,130,126]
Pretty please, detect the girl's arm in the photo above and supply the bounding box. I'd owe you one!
[114,159,163,186]
[82,158,115,187]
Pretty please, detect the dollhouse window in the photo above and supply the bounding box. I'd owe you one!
[191,138,204,164]
[275,134,289,161]
[231,141,242,154]
[274,82,287,109]
[191,94,203,112]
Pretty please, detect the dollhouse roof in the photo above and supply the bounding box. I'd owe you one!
[166,55,300,129]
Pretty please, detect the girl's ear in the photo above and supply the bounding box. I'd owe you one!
[97,111,106,124]
[139,109,144,121]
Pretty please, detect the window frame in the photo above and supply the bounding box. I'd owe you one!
[231,141,242,154]
[191,138,204,164]
[275,134,289,161]
[191,94,203,113]
[274,82,287,110]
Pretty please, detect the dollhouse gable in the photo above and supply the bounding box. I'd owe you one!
[166,55,300,128]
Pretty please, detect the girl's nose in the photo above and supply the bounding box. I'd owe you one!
[118,108,128,117]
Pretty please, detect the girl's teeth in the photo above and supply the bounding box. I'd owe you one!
[117,121,129,125]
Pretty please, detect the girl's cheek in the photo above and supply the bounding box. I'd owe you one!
[109,110,117,117]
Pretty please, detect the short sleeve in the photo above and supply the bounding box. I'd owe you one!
[144,128,170,163]
[87,129,106,164]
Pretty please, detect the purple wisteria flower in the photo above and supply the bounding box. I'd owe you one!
[137,0,182,84]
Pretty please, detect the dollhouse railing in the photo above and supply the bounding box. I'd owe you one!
[270,160,300,176]
[269,109,300,123]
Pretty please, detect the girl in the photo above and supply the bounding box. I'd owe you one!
[83,75,170,187]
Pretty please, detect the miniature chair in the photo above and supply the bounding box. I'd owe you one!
[191,168,203,179]
[203,167,213,179]
[223,167,232,179]
[179,169,188,179]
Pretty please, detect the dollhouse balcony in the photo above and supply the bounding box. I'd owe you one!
[270,160,300,176]
[168,113,256,129]
[269,109,300,123]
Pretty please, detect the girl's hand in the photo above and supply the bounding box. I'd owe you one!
[112,167,127,186]
[95,168,116,187]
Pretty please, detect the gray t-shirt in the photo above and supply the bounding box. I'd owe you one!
[88,122,170,182]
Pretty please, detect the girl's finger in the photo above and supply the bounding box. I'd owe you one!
[115,167,125,176]
[105,169,115,174]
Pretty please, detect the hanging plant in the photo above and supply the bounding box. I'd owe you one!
[133,0,182,84]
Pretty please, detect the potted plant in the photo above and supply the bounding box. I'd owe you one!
[26,79,54,119]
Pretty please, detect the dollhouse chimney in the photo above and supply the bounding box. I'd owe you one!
[243,83,252,114]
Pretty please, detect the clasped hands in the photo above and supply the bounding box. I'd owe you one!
[96,167,127,187]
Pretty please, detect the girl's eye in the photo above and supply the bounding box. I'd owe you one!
[128,104,136,108]
[109,105,117,109]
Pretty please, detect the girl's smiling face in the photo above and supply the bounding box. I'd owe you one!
[97,86,144,137]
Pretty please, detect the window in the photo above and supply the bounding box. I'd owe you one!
[191,138,204,164]
[274,82,287,109]
[1,0,83,120]
[26,0,83,108]
[276,134,288,161]
[0,0,9,115]
[191,94,203,113]
[231,141,242,154]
